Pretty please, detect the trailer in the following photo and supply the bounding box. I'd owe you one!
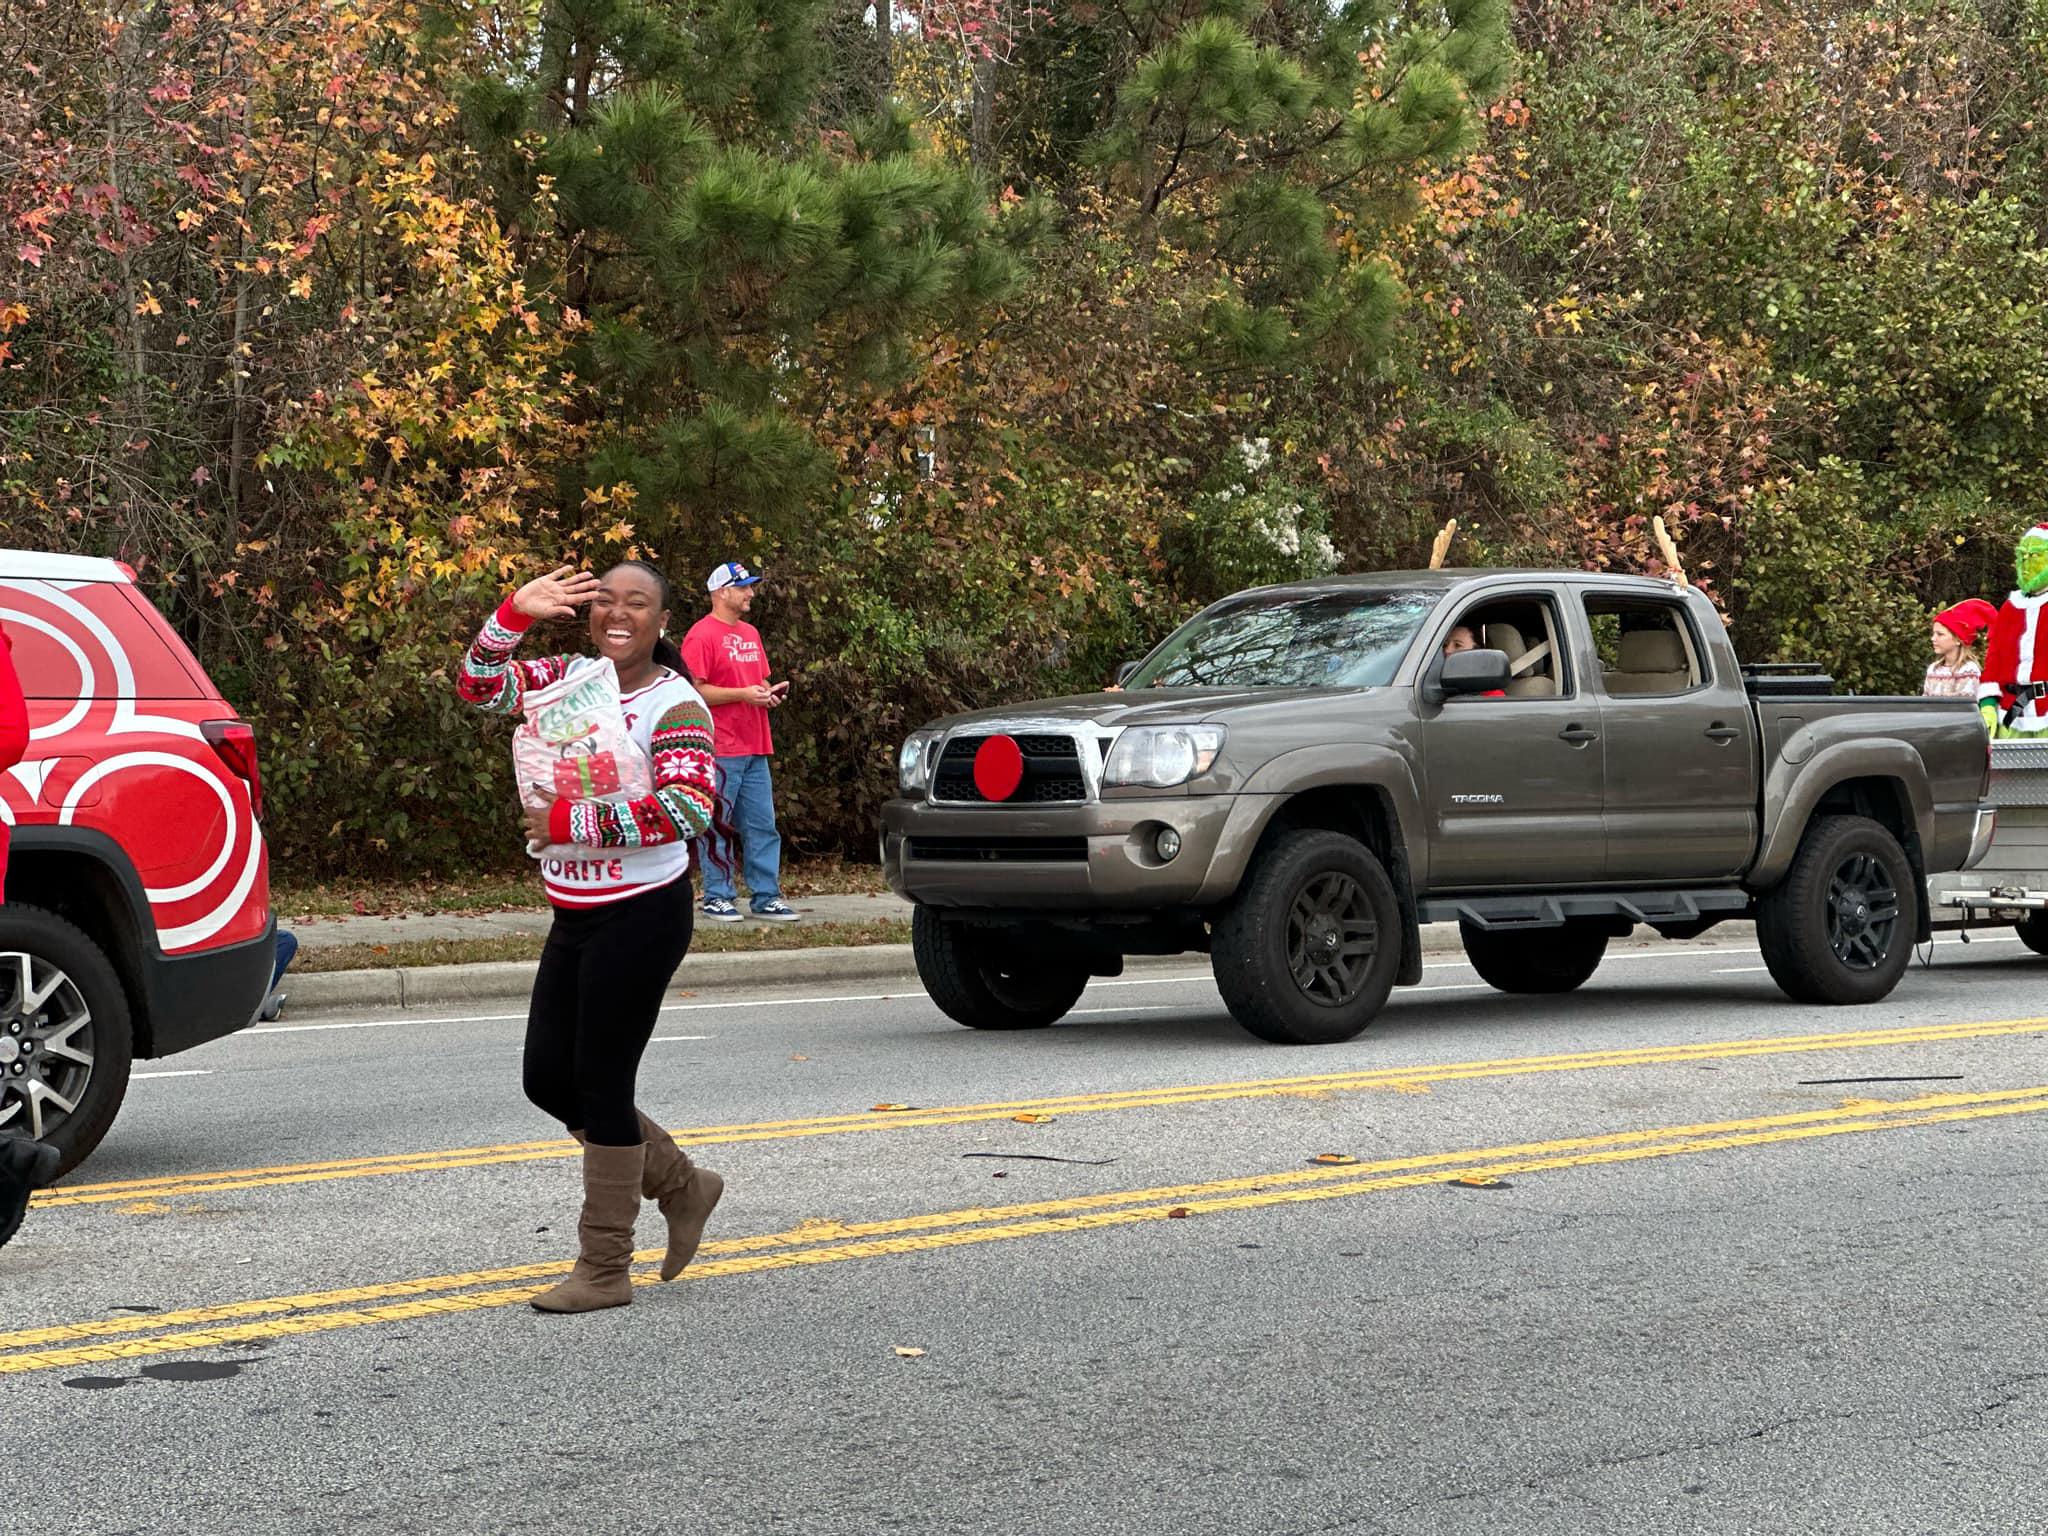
[1928,739,2048,953]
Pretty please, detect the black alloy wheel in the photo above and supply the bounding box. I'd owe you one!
[1826,851,1900,972]
[1285,871,1382,1008]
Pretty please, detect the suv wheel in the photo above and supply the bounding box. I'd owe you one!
[1211,828,1401,1045]
[1460,921,1609,994]
[913,908,1090,1030]
[1757,814,1918,1005]
[0,905,133,1178]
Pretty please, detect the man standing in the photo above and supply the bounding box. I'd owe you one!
[682,562,799,921]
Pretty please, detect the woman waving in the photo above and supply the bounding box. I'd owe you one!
[458,562,726,1314]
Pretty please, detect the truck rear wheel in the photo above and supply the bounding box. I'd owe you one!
[913,908,1089,1030]
[0,904,134,1178]
[1211,829,1402,1045]
[1756,814,1917,1005]
[1459,922,1609,994]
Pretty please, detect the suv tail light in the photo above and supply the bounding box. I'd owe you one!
[203,719,264,820]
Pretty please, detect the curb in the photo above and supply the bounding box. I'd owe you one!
[281,918,1763,1014]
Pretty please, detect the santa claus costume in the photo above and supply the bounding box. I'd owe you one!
[1978,524,2048,736]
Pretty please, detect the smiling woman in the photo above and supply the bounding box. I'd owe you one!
[455,562,732,1315]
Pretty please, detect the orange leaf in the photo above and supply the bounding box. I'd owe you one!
[1310,1153,1358,1166]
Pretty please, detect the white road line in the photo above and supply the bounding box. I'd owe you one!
[649,1035,715,1043]
[131,1070,213,1081]
[238,934,2031,1040]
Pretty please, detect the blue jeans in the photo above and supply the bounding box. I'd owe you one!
[703,754,783,907]
[271,929,299,989]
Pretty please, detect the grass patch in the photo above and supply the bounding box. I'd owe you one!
[294,918,911,973]
[274,858,888,919]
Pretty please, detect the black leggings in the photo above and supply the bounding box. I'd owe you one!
[523,879,694,1146]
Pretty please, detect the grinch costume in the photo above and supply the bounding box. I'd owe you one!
[1978,523,2048,736]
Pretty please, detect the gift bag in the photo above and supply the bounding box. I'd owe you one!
[512,659,653,854]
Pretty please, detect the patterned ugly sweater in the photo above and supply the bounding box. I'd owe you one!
[458,597,718,908]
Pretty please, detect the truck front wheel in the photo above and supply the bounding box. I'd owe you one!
[1211,829,1402,1045]
[0,904,134,1178]
[1460,922,1609,994]
[913,908,1090,1030]
[1757,814,1918,1005]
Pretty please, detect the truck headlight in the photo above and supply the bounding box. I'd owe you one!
[1103,726,1225,789]
[897,731,941,795]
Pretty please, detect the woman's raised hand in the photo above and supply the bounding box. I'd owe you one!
[512,566,600,622]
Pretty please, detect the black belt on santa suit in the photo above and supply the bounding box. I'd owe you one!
[2003,681,2048,726]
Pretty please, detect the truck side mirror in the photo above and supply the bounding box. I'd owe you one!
[1115,661,1141,687]
[1425,648,1512,704]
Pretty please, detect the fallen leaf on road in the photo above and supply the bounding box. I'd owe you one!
[1447,1174,1511,1189]
[870,1103,916,1112]
[1011,1112,1054,1123]
[1166,1207,1191,1219]
[1310,1153,1358,1165]
[894,1346,926,1358]
[790,1054,809,1061]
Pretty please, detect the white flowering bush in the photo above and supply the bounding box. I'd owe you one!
[1171,437,1342,597]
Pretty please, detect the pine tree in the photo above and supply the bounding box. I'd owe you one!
[459,0,1033,543]
[1004,0,1511,374]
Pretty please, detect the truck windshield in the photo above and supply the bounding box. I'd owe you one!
[1127,589,1442,689]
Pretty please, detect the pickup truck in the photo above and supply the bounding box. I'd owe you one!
[880,570,1994,1044]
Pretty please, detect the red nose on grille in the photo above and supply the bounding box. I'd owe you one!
[972,734,1025,801]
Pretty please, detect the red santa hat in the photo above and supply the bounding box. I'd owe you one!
[1934,598,1998,648]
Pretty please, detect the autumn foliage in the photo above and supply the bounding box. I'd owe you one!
[6,0,2048,874]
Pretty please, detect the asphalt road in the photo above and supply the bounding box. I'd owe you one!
[6,933,2048,1534]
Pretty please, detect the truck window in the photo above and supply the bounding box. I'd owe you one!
[1583,598,1703,696]
[1128,589,1442,689]
[1441,596,1570,698]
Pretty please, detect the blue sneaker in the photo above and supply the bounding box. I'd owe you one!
[751,898,801,922]
[701,897,743,922]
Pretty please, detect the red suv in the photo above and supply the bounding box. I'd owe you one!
[1,550,273,1173]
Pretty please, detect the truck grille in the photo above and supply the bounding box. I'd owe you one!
[930,733,1088,804]
[907,836,1089,863]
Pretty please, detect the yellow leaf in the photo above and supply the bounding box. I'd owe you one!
[1310,1153,1358,1165]
[894,1347,926,1358]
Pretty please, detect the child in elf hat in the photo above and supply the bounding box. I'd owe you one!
[1925,598,1997,699]
[1978,523,2048,735]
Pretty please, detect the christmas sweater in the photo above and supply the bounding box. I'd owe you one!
[1978,592,2048,734]
[459,598,718,907]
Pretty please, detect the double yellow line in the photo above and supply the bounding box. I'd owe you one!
[8,1083,2047,1377]
[39,1013,2048,1210]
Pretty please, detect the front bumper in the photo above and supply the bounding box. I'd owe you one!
[880,794,1280,910]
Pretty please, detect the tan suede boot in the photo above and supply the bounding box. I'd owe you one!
[531,1141,646,1314]
[636,1109,725,1281]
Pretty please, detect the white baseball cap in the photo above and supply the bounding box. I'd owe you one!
[707,561,762,593]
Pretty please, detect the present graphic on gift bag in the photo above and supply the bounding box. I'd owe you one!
[551,747,622,799]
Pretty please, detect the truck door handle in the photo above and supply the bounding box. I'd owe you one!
[1558,725,1598,745]
[1703,723,1740,742]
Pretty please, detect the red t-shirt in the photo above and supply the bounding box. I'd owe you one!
[680,615,774,757]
